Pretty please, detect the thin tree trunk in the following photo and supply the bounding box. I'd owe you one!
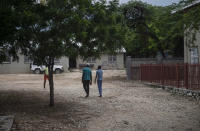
[142,24,166,58]
[48,57,54,107]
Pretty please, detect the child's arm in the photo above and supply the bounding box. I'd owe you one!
[82,72,84,83]
[95,71,97,83]
[90,71,92,85]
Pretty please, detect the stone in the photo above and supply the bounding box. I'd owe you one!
[187,92,192,96]
[0,116,14,131]
[145,82,200,101]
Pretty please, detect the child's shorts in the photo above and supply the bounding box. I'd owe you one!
[44,74,49,80]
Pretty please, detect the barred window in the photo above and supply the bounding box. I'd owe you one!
[87,57,96,63]
[190,48,199,64]
[108,55,117,63]
[36,0,47,4]
[24,56,32,63]
[0,0,11,8]
[2,52,11,64]
[54,58,60,64]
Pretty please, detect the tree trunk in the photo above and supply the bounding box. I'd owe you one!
[48,57,54,107]
[143,24,166,58]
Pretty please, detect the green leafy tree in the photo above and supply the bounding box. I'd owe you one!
[15,0,126,106]
[0,0,26,62]
[175,0,200,47]
[121,1,160,57]
[121,1,184,58]
[149,5,184,57]
[176,0,200,29]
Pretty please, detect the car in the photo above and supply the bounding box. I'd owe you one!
[30,63,64,74]
[79,63,94,69]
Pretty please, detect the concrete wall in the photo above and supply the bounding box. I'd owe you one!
[184,29,200,63]
[0,55,69,74]
[126,57,184,80]
[0,54,31,74]
[77,53,125,69]
[58,57,69,72]
[0,53,124,74]
[131,58,157,66]
[131,58,184,66]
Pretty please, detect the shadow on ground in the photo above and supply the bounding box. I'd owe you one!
[0,90,100,131]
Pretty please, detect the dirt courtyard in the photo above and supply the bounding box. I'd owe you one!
[0,70,200,131]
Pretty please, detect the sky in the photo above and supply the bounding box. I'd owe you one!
[117,0,181,6]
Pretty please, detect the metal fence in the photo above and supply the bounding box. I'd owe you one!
[131,64,200,90]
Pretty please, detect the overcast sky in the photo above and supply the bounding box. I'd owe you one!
[116,0,180,6]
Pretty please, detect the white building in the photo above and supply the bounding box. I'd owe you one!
[173,0,200,64]
[0,54,69,74]
[0,51,125,74]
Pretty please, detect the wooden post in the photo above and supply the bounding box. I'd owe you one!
[161,64,164,85]
[49,57,54,107]
[184,63,189,89]
[176,64,179,88]
[140,64,142,82]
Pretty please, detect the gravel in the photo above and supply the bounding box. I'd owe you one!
[0,70,199,131]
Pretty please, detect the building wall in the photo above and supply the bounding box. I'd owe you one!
[76,53,125,69]
[0,55,69,74]
[59,57,69,72]
[131,58,183,66]
[0,54,31,74]
[0,53,124,74]
[184,29,200,63]
[131,58,157,66]
[126,57,184,80]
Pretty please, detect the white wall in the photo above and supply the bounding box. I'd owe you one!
[76,53,124,69]
[0,55,69,74]
[59,57,69,72]
[0,54,31,74]
[184,29,200,63]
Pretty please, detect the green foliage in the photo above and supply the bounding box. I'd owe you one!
[0,0,126,106]
[0,0,127,64]
[0,2,17,62]
[76,0,127,58]
[121,1,185,58]
[0,0,36,62]
[121,1,158,57]
[12,0,126,64]
[181,0,200,45]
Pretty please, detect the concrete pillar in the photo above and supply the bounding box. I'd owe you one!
[126,56,132,80]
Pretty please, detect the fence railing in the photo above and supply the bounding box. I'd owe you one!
[131,64,200,90]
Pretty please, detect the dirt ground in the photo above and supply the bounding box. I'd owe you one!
[0,70,200,131]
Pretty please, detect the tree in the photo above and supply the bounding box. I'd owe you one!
[148,5,184,57]
[0,0,24,63]
[121,1,184,58]
[177,0,200,30]
[175,0,200,47]
[15,0,126,106]
[121,1,161,57]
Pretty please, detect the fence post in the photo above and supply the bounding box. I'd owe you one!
[184,63,189,89]
[161,64,164,85]
[140,64,142,82]
[198,64,200,89]
[126,56,132,80]
[150,64,151,82]
[176,64,179,88]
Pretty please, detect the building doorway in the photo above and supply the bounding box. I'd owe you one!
[69,57,77,69]
[190,47,199,64]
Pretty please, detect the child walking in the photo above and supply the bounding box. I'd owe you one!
[95,66,103,97]
[44,65,49,88]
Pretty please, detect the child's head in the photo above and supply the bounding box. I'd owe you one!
[98,65,101,69]
[86,63,90,67]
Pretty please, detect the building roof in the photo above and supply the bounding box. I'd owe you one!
[115,47,126,53]
[172,0,200,14]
